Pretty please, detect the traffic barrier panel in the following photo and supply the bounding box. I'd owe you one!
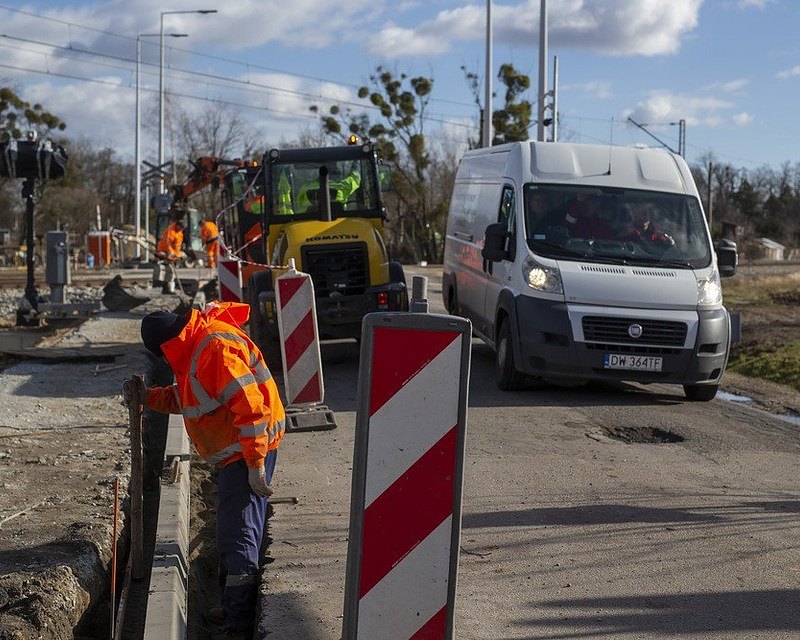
[218,258,243,302]
[275,260,335,432]
[343,311,472,640]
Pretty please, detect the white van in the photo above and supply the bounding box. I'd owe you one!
[442,141,737,401]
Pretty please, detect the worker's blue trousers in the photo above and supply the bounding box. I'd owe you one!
[216,450,277,632]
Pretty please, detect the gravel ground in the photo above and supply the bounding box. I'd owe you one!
[0,282,181,639]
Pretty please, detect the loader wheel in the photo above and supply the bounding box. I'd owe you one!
[388,261,406,286]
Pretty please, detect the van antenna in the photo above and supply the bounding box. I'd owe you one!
[606,117,614,175]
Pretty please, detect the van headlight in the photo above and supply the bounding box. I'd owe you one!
[522,255,562,294]
[697,268,722,306]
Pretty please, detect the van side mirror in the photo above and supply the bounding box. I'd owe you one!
[482,223,509,262]
[715,238,738,278]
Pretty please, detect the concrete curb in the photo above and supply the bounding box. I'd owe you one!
[144,414,191,639]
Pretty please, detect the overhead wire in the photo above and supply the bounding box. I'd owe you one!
[0,33,475,130]
[0,3,476,111]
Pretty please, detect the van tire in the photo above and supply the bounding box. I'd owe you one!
[683,384,718,401]
[496,319,525,391]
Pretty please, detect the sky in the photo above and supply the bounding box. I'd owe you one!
[0,0,798,171]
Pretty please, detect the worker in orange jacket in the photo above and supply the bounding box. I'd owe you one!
[130,302,285,638]
[200,217,220,267]
[156,218,184,262]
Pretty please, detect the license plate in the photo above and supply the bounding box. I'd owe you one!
[603,353,662,372]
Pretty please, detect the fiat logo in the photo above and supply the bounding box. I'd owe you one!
[628,323,643,338]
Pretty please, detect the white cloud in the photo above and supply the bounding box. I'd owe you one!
[623,88,760,131]
[705,78,749,93]
[368,23,453,56]
[623,90,735,128]
[777,65,800,79]
[561,81,613,100]
[368,0,702,58]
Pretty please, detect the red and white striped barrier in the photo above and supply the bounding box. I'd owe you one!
[217,258,243,302]
[343,312,471,640]
[275,261,324,407]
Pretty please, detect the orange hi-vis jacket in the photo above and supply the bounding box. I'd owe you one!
[146,302,285,469]
[157,223,183,260]
[200,220,220,267]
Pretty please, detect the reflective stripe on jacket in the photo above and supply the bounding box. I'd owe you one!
[146,302,285,468]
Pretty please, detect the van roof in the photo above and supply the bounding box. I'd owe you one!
[459,141,694,195]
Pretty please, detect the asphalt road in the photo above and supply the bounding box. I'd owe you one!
[258,265,800,639]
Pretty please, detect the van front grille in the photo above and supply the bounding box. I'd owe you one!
[582,316,687,347]
[301,242,368,297]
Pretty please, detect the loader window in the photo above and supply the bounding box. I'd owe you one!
[266,156,380,222]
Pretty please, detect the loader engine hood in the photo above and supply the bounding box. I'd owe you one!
[558,260,700,310]
[272,217,389,287]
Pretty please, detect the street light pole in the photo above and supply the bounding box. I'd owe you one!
[158,9,217,194]
[137,32,183,260]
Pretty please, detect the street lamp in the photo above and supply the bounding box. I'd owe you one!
[136,32,186,260]
[158,9,217,194]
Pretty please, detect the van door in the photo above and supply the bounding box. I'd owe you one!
[482,184,516,340]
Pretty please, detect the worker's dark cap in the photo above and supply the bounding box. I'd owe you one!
[141,311,190,356]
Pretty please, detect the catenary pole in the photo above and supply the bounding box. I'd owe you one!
[483,0,493,147]
[537,0,548,142]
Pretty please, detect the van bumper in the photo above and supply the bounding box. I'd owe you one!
[512,296,730,385]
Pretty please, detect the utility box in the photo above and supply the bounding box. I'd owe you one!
[46,231,69,305]
[46,231,69,285]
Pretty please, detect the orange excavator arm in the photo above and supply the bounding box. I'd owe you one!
[172,156,246,205]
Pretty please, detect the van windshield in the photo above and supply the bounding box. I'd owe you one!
[523,184,711,269]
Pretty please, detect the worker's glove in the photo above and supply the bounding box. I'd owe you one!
[122,377,146,408]
[248,465,274,497]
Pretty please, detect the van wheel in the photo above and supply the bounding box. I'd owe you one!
[496,319,525,391]
[683,384,718,401]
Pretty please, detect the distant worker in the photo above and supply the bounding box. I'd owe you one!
[128,302,286,639]
[200,217,220,268]
[156,217,184,262]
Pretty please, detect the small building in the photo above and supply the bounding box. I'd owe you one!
[757,238,785,261]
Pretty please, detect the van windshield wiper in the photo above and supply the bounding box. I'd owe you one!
[624,256,694,269]
[528,240,588,258]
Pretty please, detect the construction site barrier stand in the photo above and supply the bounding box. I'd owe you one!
[342,307,472,640]
[275,258,335,432]
[218,257,243,302]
